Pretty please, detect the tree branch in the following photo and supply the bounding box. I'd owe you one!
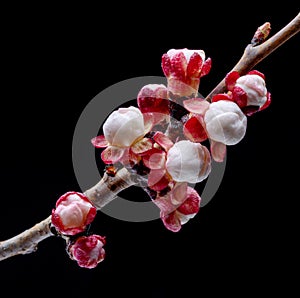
[0,167,135,262]
[1,13,299,262]
[205,12,300,102]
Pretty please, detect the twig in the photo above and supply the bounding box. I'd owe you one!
[0,13,299,262]
[205,12,300,102]
[0,168,135,261]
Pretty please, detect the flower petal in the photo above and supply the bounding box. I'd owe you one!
[200,57,212,77]
[160,211,181,232]
[183,115,208,143]
[131,138,153,155]
[210,140,227,162]
[183,98,210,115]
[91,135,109,148]
[177,187,201,215]
[143,148,166,170]
[186,52,203,78]
[153,131,174,152]
[170,182,187,205]
[148,169,170,191]
[225,71,240,91]
[101,146,126,164]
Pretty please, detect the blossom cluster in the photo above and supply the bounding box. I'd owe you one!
[51,191,105,269]
[91,48,271,232]
[51,48,271,269]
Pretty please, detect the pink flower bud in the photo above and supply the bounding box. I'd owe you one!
[204,100,247,145]
[235,74,268,108]
[159,186,201,232]
[137,84,170,126]
[103,106,145,147]
[51,191,97,236]
[68,235,106,269]
[161,48,211,97]
[166,140,211,183]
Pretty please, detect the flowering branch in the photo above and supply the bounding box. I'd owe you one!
[0,168,135,262]
[206,12,300,102]
[0,14,299,267]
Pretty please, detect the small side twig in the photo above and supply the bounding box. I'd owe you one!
[206,12,300,102]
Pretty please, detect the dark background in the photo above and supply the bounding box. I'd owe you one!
[1,4,299,297]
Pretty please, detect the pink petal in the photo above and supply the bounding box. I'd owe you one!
[131,138,153,155]
[248,69,265,80]
[186,52,203,78]
[91,135,109,148]
[210,140,226,162]
[161,53,171,77]
[200,57,212,77]
[143,113,155,134]
[137,86,169,115]
[153,131,174,152]
[170,182,187,205]
[148,169,170,191]
[143,148,166,170]
[101,146,126,164]
[183,98,210,115]
[225,71,240,91]
[232,86,248,108]
[160,211,181,232]
[154,194,176,214]
[211,93,233,103]
[170,51,187,80]
[177,188,200,215]
[183,115,208,143]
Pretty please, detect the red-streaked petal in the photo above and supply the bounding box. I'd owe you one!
[177,187,200,215]
[183,115,208,143]
[248,69,265,80]
[183,98,210,115]
[259,91,271,111]
[148,169,170,191]
[160,211,181,232]
[91,135,109,148]
[153,131,174,152]
[211,93,233,103]
[101,146,126,164]
[210,140,226,162]
[170,182,188,205]
[187,52,203,78]
[143,148,166,170]
[200,57,212,77]
[225,71,240,91]
[161,53,171,77]
[170,51,187,80]
[131,138,153,155]
[232,86,248,108]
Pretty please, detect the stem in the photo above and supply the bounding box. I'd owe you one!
[206,12,300,102]
[0,167,135,262]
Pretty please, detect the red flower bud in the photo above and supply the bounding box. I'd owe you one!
[68,235,106,269]
[51,191,97,236]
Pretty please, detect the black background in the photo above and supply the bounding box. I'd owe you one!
[1,4,299,297]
